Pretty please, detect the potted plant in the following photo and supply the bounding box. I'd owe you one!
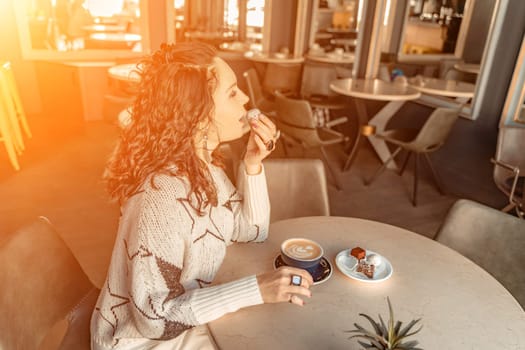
[346,297,423,350]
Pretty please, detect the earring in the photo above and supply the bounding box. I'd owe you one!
[203,133,208,150]
[202,125,209,150]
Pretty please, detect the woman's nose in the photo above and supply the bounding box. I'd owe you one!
[240,90,249,105]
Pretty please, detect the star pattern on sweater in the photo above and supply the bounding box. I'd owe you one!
[222,189,243,212]
[196,278,212,288]
[155,256,185,303]
[154,257,194,339]
[95,282,131,344]
[177,197,225,244]
[231,224,260,243]
[122,243,195,340]
[124,239,153,260]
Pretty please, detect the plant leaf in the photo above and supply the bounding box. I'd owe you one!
[350,335,386,349]
[359,313,383,336]
[357,340,377,349]
[397,318,422,339]
[394,320,402,334]
[404,325,423,338]
[348,330,384,343]
[400,340,419,348]
[378,314,388,337]
[387,297,395,345]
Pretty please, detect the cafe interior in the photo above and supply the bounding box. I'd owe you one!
[0,0,524,348]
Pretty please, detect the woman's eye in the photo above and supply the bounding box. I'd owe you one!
[229,89,238,98]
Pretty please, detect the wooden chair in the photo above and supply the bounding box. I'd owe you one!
[0,62,31,141]
[243,68,276,117]
[300,62,348,129]
[264,158,330,223]
[365,107,460,206]
[0,217,99,350]
[262,62,303,98]
[274,91,346,190]
[435,199,525,308]
[0,72,22,171]
[491,125,525,218]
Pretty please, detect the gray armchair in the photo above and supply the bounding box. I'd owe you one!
[264,158,330,223]
[435,199,525,309]
[274,91,347,190]
[492,125,525,218]
[0,217,99,350]
[365,107,460,206]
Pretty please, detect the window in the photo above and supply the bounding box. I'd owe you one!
[14,0,148,60]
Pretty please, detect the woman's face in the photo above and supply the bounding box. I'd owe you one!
[209,57,250,146]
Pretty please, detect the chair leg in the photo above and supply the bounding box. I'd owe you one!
[501,202,516,213]
[279,137,288,157]
[399,151,412,176]
[423,153,444,194]
[412,153,419,207]
[364,147,402,186]
[0,111,21,171]
[320,147,342,191]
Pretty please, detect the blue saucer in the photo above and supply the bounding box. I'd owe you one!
[274,255,332,285]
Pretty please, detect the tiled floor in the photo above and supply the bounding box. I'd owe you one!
[0,118,506,287]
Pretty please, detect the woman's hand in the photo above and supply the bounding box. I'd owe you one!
[244,114,279,175]
[256,266,314,306]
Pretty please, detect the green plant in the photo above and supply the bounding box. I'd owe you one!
[346,297,423,350]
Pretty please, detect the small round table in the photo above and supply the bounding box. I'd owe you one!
[330,79,421,170]
[454,62,481,75]
[408,77,475,99]
[209,216,525,350]
[107,63,141,83]
[244,51,305,64]
[305,52,355,65]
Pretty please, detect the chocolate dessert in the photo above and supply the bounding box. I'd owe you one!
[350,247,366,260]
[357,260,375,279]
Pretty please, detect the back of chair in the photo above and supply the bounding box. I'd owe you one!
[301,62,339,98]
[274,92,322,147]
[262,62,302,96]
[493,126,525,192]
[411,107,459,152]
[264,158,330,223]
[0,217,98,350]
[243,68,265,110]
[435,199,525,308]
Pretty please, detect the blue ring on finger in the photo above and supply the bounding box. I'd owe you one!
[265,139,275,151]
[291,274,302,286]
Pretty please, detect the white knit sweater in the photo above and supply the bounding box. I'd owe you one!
[91,164,270,349]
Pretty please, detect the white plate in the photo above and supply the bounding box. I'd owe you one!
[335,249,393,283]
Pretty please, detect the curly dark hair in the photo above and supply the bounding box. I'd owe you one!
[105,42,223,213]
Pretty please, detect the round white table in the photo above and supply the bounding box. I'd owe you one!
[305,52,355,65]
[244,51,305,64]
[408,77,475,99]
[107,63,141,83]
[82,24,126,33]
[88,33,141,50]
[330,79,421,170]
[209,216,525,350]
[454,62,481,75]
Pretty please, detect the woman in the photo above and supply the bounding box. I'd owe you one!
[91,42,313,349]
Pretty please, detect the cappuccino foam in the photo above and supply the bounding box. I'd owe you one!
[283,239,322,260]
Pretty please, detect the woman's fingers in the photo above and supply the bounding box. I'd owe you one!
[256,266,314,305]
[281,266,314,286]
[253,134,268,153]
[258,114,277,134]
[250,114,277,144]
[276,266,313,306]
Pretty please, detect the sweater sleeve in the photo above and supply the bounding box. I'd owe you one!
[230,163,270,243]
[127,178,263,340]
